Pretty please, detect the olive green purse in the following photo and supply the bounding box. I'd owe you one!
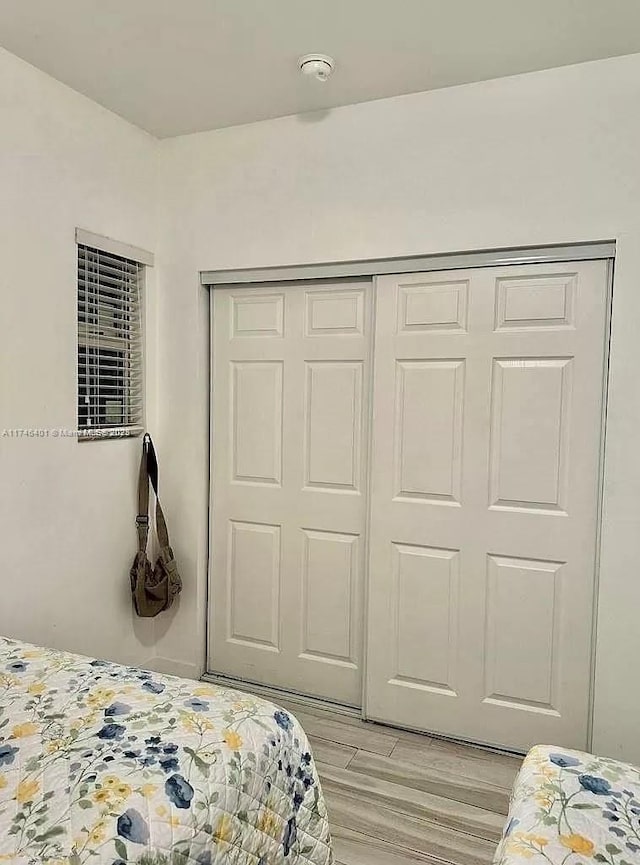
[129,433,182,617]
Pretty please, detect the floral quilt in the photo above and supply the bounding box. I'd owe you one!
[0,637,334,865]
[494,744,640,864]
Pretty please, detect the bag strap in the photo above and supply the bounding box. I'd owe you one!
[148,436,171,550]
[135,433,171,552]
[136,435,151,552]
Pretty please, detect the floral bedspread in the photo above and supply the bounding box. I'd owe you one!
[0,637,333,865]
[494,744,640,864]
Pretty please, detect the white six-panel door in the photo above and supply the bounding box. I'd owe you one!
[365,261,608,751]
[209,280,371,705]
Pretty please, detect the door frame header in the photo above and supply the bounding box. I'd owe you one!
[200,241,615,287]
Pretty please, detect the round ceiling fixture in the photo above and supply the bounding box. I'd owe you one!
[298,54,335,82]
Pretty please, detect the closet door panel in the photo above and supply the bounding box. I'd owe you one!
[366,262,608,752]
[209,280,371,705]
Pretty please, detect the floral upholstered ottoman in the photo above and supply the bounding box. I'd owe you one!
[494,745,640,864]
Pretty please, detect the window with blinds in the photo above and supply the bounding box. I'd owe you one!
[77,243,144,437]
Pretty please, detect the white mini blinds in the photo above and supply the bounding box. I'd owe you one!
[77,243,144,437]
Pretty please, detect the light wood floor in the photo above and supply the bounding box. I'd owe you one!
[277,696,522,865]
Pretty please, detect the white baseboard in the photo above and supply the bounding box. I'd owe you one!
[147,656,203,680]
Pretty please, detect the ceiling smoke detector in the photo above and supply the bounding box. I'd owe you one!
[298,54,335,82]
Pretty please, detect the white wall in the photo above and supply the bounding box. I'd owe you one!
[157,52,640,762]
[2,41,639,761]
[0,48,159,666]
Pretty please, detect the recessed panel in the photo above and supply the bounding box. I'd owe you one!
[397,280,468,333]
[484,555,562,712]
[489,358,571,512]
[231,361,283,485]
[228,521,281,650]
[231,293,284,337]
[390,544,459,695]
[305,361,363,491]
[305,289,365,335]
[495,274,576,330]
[301,530,358,666]
[394,360,465,504]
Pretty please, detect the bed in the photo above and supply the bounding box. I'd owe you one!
[494,744,640,864]
[0,636,334,865]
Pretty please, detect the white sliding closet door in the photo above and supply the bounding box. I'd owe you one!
[209,280,370,705]
[365,261,608,751]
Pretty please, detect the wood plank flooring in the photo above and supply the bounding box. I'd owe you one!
[276,697,522,865]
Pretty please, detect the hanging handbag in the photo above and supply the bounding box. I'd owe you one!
[129,433,182,617]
